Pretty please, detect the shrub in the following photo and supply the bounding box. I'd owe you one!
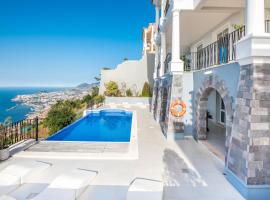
[141,82,152,97]
[93,95,105,106]
[44,101,76,134]
[104,81,120,97]
[91,86,99,97]
[126,89,133,97]
[82,94,92,104]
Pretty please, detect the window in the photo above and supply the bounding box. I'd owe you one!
[220,99,226,124]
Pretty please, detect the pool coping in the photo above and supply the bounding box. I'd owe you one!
[14,109,139,160]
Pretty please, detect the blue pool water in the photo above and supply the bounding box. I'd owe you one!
[47,109,132,142]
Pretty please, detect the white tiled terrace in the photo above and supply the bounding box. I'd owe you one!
[0,105,244,200]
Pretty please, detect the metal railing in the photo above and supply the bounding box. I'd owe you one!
[0,117,45,149]
[183,26,245,71]
[164,53,171,74]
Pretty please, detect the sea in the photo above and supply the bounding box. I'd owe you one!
[0,87,65,123]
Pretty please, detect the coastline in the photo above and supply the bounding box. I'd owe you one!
[11,86,95,121]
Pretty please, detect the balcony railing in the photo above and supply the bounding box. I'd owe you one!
[0,117,45,149]
[164,53,171,74]
[164,0,170,16]
[183,26,245,71]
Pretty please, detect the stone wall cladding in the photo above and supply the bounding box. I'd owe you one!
[166,73,185,135]
[155,79,163,122]
[228,63,270,185]
[152,73,185,138]
[151,79,159,115]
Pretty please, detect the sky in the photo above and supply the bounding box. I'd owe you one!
[0,0,154,87]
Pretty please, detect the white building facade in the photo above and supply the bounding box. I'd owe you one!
[99,24,155,96]
[151,0,270,199]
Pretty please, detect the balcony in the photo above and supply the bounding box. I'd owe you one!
[182,20,270,71]
[183,26,245,71]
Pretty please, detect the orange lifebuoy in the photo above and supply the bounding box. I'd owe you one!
[170,100,186,117]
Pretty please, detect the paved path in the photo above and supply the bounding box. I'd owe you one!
[0,105,244,200]
[163,139,244,200]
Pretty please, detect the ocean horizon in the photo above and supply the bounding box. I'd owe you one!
[0,87,67,123]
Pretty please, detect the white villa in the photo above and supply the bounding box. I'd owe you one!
[1,1,270,200]
[151,0,270,199]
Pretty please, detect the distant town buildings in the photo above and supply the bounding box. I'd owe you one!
[13,88,91,119]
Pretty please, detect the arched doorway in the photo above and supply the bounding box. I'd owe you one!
[195,76,233,162]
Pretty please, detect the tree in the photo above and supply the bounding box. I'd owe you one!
[82,94,92,104]
[44,101,76,134]
[126,89,133,97]
[141,82,152,97]
[93,95,105,107]
[91,86,99,97]
[94,76,101,83]
[104,81,120,97]
[102,67,111,70]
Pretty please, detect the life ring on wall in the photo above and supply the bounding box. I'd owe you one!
[170,100,187,117]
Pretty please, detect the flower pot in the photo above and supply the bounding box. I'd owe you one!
[0,148,10,161]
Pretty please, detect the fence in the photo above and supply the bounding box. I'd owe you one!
[0,117,46,148]
[183,26,245,71]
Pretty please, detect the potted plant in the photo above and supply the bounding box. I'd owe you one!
[0,129,10,161]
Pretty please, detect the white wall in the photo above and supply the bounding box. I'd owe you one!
[190,11,244,52]
[99,53,155,96]
[105,97,151,105]
[190,9,270,52]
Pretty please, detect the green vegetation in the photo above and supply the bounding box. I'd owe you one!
[93,95,105,106]
[44,86,105,135]
[0,117,16,150]
[232,24,243,30]
[104,81,120,97]
[141,82,152,97]
[44,101,77,134]
[126,88,133,97]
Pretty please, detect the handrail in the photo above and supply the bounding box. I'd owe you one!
[183,26,245,71]
[0,117,44,149]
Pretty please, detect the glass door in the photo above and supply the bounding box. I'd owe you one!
[220,99,226,125]
[217,29,229,64]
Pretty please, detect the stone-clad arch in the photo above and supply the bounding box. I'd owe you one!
[195,75,233,151]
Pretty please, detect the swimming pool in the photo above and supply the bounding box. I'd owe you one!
[47,109,133,142]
